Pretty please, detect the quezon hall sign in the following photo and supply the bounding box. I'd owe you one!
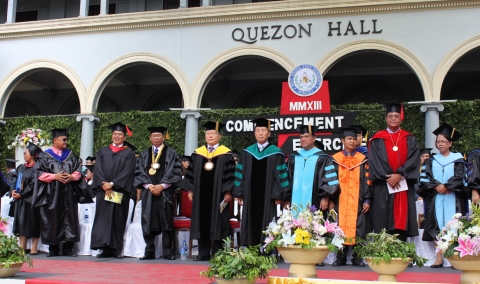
[222,64,359,155]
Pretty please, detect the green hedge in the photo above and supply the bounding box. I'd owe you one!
[1,101,479,167]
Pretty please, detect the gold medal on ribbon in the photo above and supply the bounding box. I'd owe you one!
[152,163,160,169]
[149,168,156,175]
[393,146,398,152]
[204,161,214,171]
[149,145,164,176]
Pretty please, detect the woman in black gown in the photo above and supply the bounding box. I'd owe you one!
[11,143,43,255]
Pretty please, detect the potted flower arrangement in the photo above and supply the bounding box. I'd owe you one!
[0,218,33,277]
[263,204,345,278]
[200,237,277,284]
[353,229,427,282]
[436,203,480,283]
[8,128,50,149]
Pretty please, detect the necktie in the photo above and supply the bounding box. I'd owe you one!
[259,146,264,152]
[154,148,158,155]
[209,146,214,153]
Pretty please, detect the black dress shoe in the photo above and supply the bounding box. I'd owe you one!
[316,262,325,266]
[193,256,210,261]
[431,263,443,268]
[25,249,31,254]
[407,262,413,268]
[46,252,59,257]
[357,262,366,267]
[332,260,346,267]
[96,252,113,258]
[139,253,155,260]
[115,254,123,259]
[65,251,77,257]
[163,255,176,260]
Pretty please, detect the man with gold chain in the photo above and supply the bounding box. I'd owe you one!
[182,121,236,261]
[368,103,420,242]
[134,126,182,260]
[331,127,372,267]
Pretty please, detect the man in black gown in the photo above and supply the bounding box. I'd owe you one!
[182,121,235,261]
[91,122,136,259]
[233,118,289,247]
[134,126,182,260]
[33,128,85,257]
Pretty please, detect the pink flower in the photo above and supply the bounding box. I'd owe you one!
[324,220,338,233]
[455,237,477,257]
[0,221,8,234]
[264,235,274,245]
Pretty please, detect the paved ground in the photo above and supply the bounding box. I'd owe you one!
[7,253,461,284]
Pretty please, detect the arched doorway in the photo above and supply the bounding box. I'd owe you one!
[323,50,424,105]
[440,47,480,100]
[96,62,183,112]
[5,68,80,117]
[200,56,288,109]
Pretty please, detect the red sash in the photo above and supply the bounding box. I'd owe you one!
[109,144,128,153]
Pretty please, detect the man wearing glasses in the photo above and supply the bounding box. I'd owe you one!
[182,121,235,261]
[368,103,420,242]
[33,128,86,257]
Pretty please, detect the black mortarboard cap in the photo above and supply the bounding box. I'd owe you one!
[385,103,404,120]
[148,126,167,134]
[349,125,367,136]
[314,140,324,150]
[86,156,96,161]
[51,128,69,138]
[433,123,462,142]
[203,121,226,132]
[26,143,43,156]
[5,159,18,168]
[339,127,358,138]
[123,140,137,152]
[299,125,314,135]
[250,118,274,130]
[181,155,192,162]
[420,148,432,155]
[108,122,132,136]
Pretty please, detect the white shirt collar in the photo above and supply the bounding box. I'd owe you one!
[387,128,401,134]
[152,144,164,151]
[257,141,269,149]
[207,143,219,150]
[113,143,123,147]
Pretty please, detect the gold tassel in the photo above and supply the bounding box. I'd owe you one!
[308,124,312,135]
[215,121,219,132]
[268,120,271,130]
[451,128,456,139]
[165,131,170,140]
[364,132,369,143]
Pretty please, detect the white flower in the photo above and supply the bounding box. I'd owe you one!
[467,226,480,237]
[278,230,296,247]
[453,213,462,219]
[331,234,344,249]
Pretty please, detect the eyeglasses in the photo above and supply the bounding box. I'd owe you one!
[436,140,450,144]
[151,134,163,138]
[56,138,68,142]
[386,115,401,120]
[205,131,220,136]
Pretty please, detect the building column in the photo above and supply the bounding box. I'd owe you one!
[201,0,211,6]
[6,0,17,24]
[100,0,109,15]
[76,115,99,161]
[420,103,444,151]
[180,111,201,155]
[79,0,90,17]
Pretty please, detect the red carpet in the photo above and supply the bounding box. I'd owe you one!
[18,259,460,284]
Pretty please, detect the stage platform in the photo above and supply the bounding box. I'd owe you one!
[3,253,461,284]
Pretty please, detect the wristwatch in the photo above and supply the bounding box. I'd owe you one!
[110,182,114,186]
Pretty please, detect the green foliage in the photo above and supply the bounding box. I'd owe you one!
[0,218,33,268]
[199,237,277,281]
[1,101,479,168]
[353,229,427,268]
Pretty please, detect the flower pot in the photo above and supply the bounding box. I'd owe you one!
[276,245,330,278]
[215,276,258,284]
[0,263,24,278]
[365,258,409,282]
[446,253,480,284]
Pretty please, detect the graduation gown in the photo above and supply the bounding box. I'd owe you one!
[90,145,136,251]
[468,149,480,194]
[332,151,372,245]
[11,164,40,238]
[182,145,235,241]
[287,149,340,209]
[418,154,467,241]
[134,144,182,236]
[233,144,290,246]
[3,171,16,196]
[368,130,420,237]
[33,150,84,244]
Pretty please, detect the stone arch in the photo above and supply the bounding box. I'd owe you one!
[86,53,190,113]
[433,35,480,101]
[190,46,295,108]
[318,40,433,101]
[0,59,86,117]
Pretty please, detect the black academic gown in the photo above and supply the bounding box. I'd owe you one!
[182,146,235,241]
[468,149,480,196]
[287,151,340,209]
[4,171,16,196]
[33,151,84,244]
[418,157,467,241]
[90,146,136,251]
[11,165,40,238]
[368,135,420,237]
[134,144,182,236]
[233,144,290,246]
